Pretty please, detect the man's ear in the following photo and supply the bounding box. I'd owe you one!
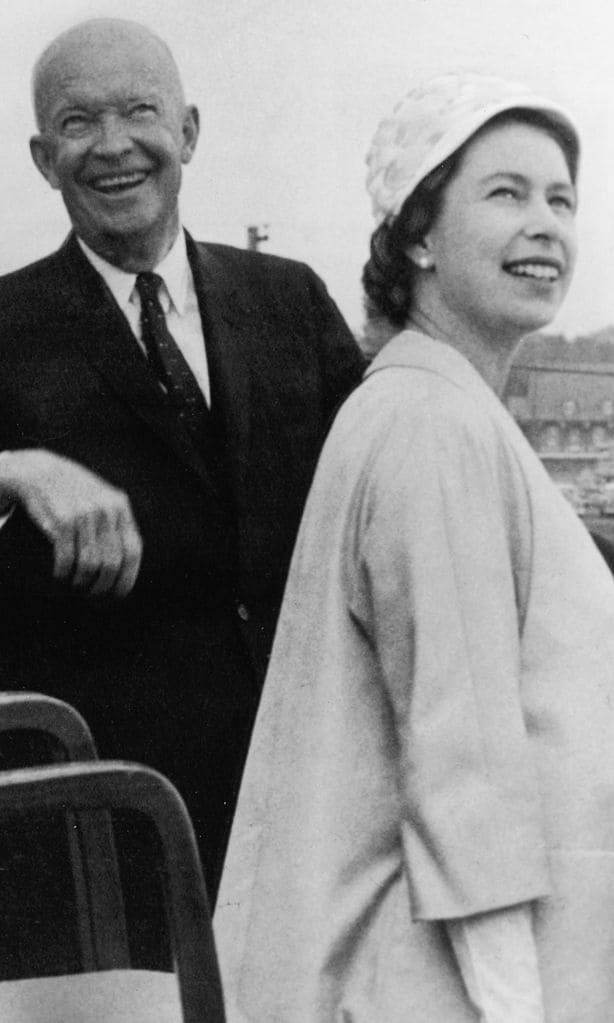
[405,240,434,271]
[180,105,199,165]
[29,135,61,189]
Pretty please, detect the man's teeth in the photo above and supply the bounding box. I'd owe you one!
[92,172,146,191]
[507,262,560,281]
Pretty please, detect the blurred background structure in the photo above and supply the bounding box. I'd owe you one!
[2,0,614,340]
[505,333,614,537]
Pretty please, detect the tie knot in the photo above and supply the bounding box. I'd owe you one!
[136,271,164,302]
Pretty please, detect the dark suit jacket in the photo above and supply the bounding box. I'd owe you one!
[0,232,365,892]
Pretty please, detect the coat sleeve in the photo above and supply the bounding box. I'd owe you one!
[349,388,550,921]
[299,265,367,424]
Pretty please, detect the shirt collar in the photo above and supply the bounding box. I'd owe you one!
[77,231,191,316]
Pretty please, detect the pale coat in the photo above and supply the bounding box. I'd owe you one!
[216,332,614,1022]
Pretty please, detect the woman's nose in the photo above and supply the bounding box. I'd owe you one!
[522,197,562,240]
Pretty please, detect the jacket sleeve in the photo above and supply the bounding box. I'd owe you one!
[0,503,54,596]
[301,265,367,425]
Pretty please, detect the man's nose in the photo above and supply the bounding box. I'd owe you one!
[91,114,133,157]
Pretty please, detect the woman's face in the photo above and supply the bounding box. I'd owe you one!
[420,120,577,343]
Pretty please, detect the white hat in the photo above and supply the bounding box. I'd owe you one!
[366,72,579,226]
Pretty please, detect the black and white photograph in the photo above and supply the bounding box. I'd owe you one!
[0,1,613,1020]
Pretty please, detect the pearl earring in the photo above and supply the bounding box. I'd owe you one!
[417,254,431,269]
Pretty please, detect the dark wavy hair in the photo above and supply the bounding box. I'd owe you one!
[362,108,579,328]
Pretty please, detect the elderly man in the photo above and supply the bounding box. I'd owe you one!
[0,18,364,900]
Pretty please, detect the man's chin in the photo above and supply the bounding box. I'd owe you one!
[78,212,159,244]
[77,216,179,271]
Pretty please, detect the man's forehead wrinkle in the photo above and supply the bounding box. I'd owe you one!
[49,66,165,106]
[33,18,185,127]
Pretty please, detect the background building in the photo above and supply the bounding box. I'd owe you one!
[504,332,614,530]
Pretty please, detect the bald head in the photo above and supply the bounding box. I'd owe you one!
[32,18,186,133]
[28,16,199,271]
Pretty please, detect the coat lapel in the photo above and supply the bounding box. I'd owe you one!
[56,235,221,493]
[186,234,254,502]
[186,235,303,588]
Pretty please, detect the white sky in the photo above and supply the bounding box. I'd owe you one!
[2,0,614,336]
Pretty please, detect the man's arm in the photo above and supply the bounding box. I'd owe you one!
[0,449,142,597]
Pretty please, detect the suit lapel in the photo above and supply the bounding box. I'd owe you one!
[56,235,221,493]
[186,235,304,586]
[186,234,254,500]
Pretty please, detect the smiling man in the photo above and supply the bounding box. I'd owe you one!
[0,17,364,908]
[30,21,198,272]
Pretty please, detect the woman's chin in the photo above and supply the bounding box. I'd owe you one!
[506,298,564,337]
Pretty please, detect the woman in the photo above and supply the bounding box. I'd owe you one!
[215,74,614,1022]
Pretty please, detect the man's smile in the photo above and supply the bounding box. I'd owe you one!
[87,170,149,194]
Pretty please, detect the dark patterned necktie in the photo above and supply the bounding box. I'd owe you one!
[135,271,209,441]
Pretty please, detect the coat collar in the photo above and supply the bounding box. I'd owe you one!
[366,329,495,400]
[185,232,255,328]
[184,233,254,493]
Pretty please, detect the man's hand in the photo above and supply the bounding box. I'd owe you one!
[0,449,143,597]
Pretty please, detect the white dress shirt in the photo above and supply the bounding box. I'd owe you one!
[78,231,211,405]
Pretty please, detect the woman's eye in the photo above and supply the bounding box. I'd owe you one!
[550,194,575,212]
[489,186,518,200]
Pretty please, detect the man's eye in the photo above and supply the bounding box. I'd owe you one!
[130,104,157,117]
[61,114,89,132]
